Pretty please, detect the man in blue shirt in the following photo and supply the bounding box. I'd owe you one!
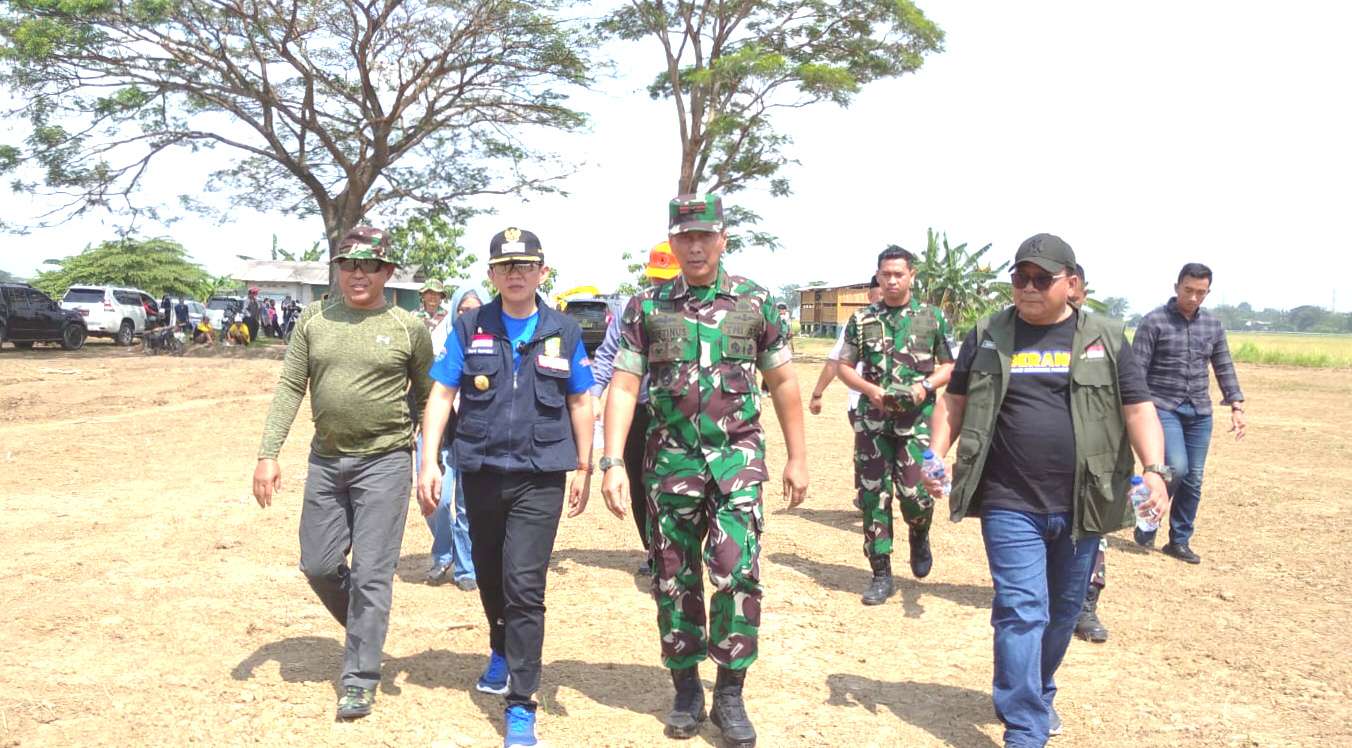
[418,227,593,748]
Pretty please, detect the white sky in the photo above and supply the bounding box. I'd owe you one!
[4,0,1350,317]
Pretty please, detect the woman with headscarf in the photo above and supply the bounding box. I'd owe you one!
[420,285,482,589]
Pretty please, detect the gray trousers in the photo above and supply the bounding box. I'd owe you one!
[298,448,411,689]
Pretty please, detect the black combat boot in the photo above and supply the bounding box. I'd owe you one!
[861,555,895,606]
[1074,585,1109,643]
[665,666,706,739]
[711,667,756,748]
[909,527,933,579]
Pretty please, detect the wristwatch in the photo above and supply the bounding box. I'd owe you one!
[598,456,625,472]
[1143,464,1174,483]
[920,379,935,393]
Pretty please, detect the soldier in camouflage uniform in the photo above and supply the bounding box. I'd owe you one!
[413,279,448,332]
[601,194,809,748]
[837,245,955,605]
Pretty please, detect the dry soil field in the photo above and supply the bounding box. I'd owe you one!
[2,341,1350,747]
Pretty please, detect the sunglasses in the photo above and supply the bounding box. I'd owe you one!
[336,258,386,274]
[492,261,541,277]
[1010,270,1066,292]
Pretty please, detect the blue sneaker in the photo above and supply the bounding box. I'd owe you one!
[476,650,510,695]
[504,704,537,747]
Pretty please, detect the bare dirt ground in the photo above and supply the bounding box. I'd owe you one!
[2,340,1349,747]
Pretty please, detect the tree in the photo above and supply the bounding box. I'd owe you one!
[384,211,475,283]
[615,249,650,296]
[604,1,943,249]
[777,282,801,315]
[196,273,240,301]
[270,234,324,262]
[0,1,593,265]
[31,236,209,298]
[911,228,1009,335]
[1100,296,1130,320]
[0,268,17,282]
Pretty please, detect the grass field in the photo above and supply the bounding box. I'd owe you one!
[793,330,1352,368]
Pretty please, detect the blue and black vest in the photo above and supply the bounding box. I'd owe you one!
[451,296,582,474]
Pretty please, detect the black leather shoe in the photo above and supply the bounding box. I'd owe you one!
[909,529,933,579]
[711,668,756,748]
[1162,542,1201,564]
[861,555,894,605]
[1073,585,1108,643]
[665,666,706,739]
[1133,527,1156,548]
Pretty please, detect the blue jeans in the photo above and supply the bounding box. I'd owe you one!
[1147,402,1214,547]
[416,436,476,580]
[981,509,1100,748]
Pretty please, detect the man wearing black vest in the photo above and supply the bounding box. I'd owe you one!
[418,227,593,748]
[927,234,1170,748]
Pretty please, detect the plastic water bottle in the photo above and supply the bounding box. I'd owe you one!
[1130,475,1159,532]
[921,449,950,497]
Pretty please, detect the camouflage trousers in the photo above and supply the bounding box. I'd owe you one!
[852,417,934,559]
[649,482,763,671]
[1089,537,1108,588]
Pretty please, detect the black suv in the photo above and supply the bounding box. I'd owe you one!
[0,282,88,350]
[563,296,626,356]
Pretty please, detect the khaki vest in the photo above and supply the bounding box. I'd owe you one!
[949,307,1136,537]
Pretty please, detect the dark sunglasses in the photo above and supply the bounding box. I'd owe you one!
[492,261,541,276]
[1010,270,1066,292]
[336,258,386,273]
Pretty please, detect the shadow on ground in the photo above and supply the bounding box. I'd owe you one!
[826,673,1000,748]
[769,552,989,618]
[232,636,716,743]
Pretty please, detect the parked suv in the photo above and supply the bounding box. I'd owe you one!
[61,285,161,345]
[1,282,87,350]
[562,295,627,356]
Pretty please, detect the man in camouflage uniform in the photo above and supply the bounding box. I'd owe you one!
[601,194,809,748]
[413,279,448,332]
[837,245,955,605]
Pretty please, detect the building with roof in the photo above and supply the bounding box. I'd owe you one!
[229,260,431,310]
[799,281,872,336]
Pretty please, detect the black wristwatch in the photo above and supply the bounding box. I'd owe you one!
[1143,464,1174,483]
[598,456,625,472]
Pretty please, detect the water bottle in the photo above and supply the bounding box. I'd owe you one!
[1129,475,1159,532]
[921,449,950,497]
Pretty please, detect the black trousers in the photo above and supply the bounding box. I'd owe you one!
[624,405,653,550]
[463,470,565,708]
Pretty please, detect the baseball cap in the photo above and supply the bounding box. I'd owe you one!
[488,227,544,265]
[1013,233,1076,274]
[668,194,724,235]
[333,226,395,265]
[645,241,680,281]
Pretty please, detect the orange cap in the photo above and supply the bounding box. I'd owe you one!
[646,241,679,281]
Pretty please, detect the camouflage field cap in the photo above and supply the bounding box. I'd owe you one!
[1013,233,1076,274]
[488,227,545,265]
[419,278,446,296]
[645,240,680,281]
[332,225,395,265]
[668,194,724,235]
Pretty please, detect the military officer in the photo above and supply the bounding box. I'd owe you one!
[836,245,955,604]
[601,194,809,748]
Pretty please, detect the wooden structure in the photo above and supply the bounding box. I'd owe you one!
[799,283,872,336]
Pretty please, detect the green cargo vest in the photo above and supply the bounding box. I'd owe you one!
[948,307,1136,537]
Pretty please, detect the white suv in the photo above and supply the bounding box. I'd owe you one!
[61,285,162,345]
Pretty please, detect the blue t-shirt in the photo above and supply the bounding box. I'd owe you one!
[430,310,594,395]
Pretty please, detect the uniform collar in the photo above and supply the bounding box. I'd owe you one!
[870,295,920,316]
[669,265,735,300]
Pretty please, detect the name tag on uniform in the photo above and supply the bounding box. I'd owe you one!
[469,334,494,354]
[538,355,570,372]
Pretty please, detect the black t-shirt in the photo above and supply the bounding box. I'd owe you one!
[948,311,1151,515]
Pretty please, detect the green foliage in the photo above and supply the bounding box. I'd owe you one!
[615,249,650,296]
[195,273,239,301]
[911,228,1009,335]
[1099,296,1131,320]
[31,236,209,298]
[606,0,943,250]
[384,212,476,283]
[269,234,324,262]
[777,283,801,314]
[0,0,595,248]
